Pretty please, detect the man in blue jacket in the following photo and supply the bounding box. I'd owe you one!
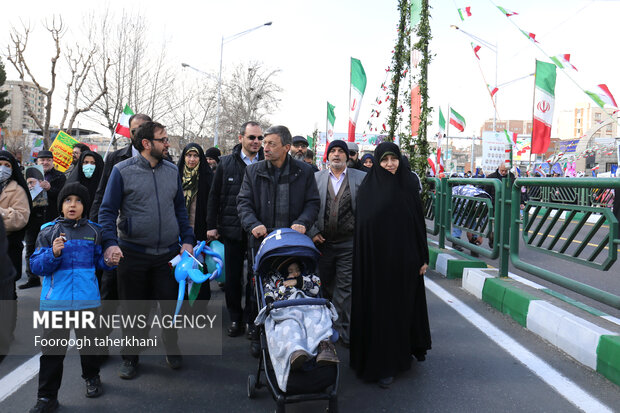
[99,121,195,380]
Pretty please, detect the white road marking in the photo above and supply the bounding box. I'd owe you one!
[425,278,613,413]
[0,353,40,403]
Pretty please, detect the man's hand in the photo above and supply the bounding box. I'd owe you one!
[419,263,428,276]
[207,229,219,242]
[291,224,306,234]
[181,243,193,256]
[251,225,267,239]
[52,233,65,257]
[104,246,123,266]
[40,180,51,191]
[312,233,325,244]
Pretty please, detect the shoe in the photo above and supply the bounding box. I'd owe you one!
[290,350,309,370]
[378,376,394,389]
[19,279,41,290]
[166,355,183,370]
[29,397,59,413]
[85,375,102,398]
[227,321,245,337]
[316,340,339,365]
[118,359,137,380]
[451,242,464,252]
[246,323,259,341]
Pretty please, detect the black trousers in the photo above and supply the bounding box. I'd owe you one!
[25,215,45,282]
[38,323,100,399]
[116,248,179,362]
[223,237,255,324]
[97,269,118,338]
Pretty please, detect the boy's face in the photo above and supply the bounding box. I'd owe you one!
[287,262,301,279]
[62,195,84,220]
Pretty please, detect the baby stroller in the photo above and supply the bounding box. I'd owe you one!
[247,228,339,413]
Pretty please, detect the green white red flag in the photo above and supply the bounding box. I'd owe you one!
[504,129,517,147]
[531,60,557,154]
[497,6,518,17]
[471,43,481,60]
[449,108,466,132]
[437,108,446,173]
[520,30,539,43]
[348,58,367,142]
[585,84,618,108]
[550,54,577,71]
[115,104,135,138]
[458,7,472,21]
[324,102,336,162]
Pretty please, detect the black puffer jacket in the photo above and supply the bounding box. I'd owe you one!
[237,155,320,235]
[206,144,264,241]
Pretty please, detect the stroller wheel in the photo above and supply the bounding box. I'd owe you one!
[247,374,257,399]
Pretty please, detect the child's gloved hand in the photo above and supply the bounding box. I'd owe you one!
[53,233,66,257]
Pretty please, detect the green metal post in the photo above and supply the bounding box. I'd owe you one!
[438,177,446,249]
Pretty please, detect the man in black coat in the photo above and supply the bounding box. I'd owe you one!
[19,150,66,289]
[486,163,515,203]
[237,125,320,242]
[207,121,264,337]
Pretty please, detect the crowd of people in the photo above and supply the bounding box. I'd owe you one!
[0,116,432,412]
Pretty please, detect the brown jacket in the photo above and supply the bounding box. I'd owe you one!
[0,180,31,233]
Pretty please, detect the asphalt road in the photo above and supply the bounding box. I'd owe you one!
[2,272,619,413]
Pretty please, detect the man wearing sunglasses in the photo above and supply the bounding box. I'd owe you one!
[207,121,264,338]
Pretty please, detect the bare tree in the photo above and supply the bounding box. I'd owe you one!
[83,9,177,148]
[2,130,27,160]
[6,16,109,148]
[217,61,282,152]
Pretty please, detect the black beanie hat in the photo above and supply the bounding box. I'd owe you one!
[327,140,349,160]
[57,182,90,218]
[204,147,221,163]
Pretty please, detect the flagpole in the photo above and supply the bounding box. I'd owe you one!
[529,59,537,172]
[348,58,352,143]
[446,103,451,172]
[104,131,116,159]
[325,101,329,168]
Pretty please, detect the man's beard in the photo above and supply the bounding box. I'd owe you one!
[292,152,305,161]
[347,159,356,168]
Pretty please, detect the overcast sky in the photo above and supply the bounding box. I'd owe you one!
[2,0,618,140]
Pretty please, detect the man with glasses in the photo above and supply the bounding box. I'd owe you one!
[99,121,194,379]
[346,141,369,172]
[207,121,264,338]
[290,135,309,161]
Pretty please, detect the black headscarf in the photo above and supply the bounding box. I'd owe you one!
[177,143,213,242]
[67,151,104,212]
[349,141,431,382]
[0,151,32,213]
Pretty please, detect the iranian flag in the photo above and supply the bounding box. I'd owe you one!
[531,60,557,154]
[585,84,618,108]
[348,58,367,142]
[497,6,518,17]
[550,54,577,71]
[504,129,517,147]
[437,108,446,173]
[115,104,135,138]
[458,7,472,21]
[520,30,539,43]
[449,108,466,132]
[324,102,336,162]
[471,43,481,60]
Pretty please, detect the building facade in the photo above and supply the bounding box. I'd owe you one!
[479,119,533,136]
[0,80,47,132]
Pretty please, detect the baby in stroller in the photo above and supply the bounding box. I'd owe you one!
[256,256,339,391]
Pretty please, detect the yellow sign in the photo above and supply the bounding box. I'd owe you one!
[49,131,79,172]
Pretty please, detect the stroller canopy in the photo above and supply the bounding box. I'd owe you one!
[253,228,320,274]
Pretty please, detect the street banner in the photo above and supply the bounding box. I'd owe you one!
[481,131,509,172]
[348,58,367,142]
[531,60,557,154]
[49,131,79,172]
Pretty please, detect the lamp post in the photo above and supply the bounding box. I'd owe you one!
[451,25,498,132]
[214,21,272,148]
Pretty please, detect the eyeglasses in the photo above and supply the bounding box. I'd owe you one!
[247,135,264,141]
[293,143,308,148]
[349,151,357,156]
[151,137,170,144]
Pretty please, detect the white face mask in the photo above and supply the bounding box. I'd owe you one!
[0,165,12,183]
[82,164,96,178]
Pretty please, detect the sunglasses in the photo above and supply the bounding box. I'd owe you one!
[152,137,170,144]
[247,135,264,141]
[349,151,357,156]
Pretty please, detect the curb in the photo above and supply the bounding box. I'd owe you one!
[462,267,620,387]
[429,246,487,279]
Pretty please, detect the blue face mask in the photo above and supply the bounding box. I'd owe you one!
[0,165,12,183]
[82,164,96,178]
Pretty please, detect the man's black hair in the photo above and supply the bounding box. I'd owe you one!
[264,125,292,146]
[239,121,261,136]
[133,121,165,152]
[72,143,90,152]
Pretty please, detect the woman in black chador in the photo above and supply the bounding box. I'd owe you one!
[349,142,431,388]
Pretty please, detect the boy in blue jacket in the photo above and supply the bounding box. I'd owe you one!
[29,183,118,413]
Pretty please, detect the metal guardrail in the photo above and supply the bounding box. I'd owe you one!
[425,176,620,309]
[424,177,440,235]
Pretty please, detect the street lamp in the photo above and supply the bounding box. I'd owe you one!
[451,25,498,132]
[181,63,218,80]
[215,21,272,148]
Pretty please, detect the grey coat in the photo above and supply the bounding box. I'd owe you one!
[308,167,366,238]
